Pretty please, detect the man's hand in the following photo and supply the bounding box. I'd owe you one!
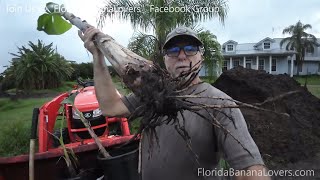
[235,165,271,180]
[78,27,104,58]
[77,27,130,117]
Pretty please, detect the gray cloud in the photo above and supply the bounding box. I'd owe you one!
[1,0,319,73]
[0,0,134,73]
[203,0,320,43]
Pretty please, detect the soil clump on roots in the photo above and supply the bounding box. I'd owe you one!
[213,66,320,170]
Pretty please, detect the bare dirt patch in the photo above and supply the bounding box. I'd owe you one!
[213,67,320,178]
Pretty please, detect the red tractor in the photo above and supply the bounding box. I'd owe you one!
[0,79,138,180]
[38,79,131,151]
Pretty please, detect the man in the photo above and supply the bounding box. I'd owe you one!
[79,26,270,180]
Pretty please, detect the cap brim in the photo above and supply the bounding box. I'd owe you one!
[163,35,203,50]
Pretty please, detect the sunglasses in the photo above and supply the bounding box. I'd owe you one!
[165,45,200,57]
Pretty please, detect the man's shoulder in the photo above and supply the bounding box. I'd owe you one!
[196,82,230,98]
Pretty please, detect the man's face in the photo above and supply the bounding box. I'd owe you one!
[164,39,202,78]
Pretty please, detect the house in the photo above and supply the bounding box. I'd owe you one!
[200,37,320,77]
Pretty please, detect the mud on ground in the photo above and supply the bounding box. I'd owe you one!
[213,67,320,178]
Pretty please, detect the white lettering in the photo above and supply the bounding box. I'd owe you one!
[197,168,315,178]
[197,168,204,176]
[6,4,17,13]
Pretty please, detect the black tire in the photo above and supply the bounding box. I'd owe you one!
[52,128,70,147]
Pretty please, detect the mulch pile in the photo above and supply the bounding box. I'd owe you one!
[213,66,320,168]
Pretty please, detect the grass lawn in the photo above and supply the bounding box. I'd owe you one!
[5,81,76,95]
[0,81,81,156]
[293,75,320,98]
[293,75,320,85]
[306,85,320,98]
[0,98,51,157]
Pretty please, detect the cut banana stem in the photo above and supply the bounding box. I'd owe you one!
[57,5,154,87]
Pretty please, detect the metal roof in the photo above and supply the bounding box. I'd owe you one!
[253,37,275,47]
[221,38,320,57]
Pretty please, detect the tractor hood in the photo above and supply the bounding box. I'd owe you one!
[74,86,99,112]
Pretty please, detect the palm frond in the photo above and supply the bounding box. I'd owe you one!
[198,30,223,82]
[128,31,159,60]
[280,37,294,49]
[97,0,152,31]
[302,24,312,30]
[281,20,318,74]
[5,40,74,89]
[97,0,228,35]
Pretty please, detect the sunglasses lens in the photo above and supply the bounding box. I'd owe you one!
[166,47,180,57]
[165,45,199,57]
[184,45,198,55]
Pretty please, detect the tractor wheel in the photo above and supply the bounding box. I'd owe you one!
[52,128,70,147]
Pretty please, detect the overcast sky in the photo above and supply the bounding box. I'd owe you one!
[0,0,320,73]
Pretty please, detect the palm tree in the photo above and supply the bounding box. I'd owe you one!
[127,29,224,80]
[280,21,319,75]
[198,30,224,83]
[97,0,228,67]
[6,40,74,90]
[126,30,164,67]
[127,31,159,61]
[0,61,19,90]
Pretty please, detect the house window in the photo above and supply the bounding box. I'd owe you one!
[252,58,257,65]
[272,58,277,71]
[246,59,252,69]
[227,45,234,51]
[222,60,228,71]
[306,46,313,54]
[264,42,270,49]
[233,60,240,67]
[259,59,265,70]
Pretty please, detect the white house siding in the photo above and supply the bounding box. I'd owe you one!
[287,61,320,75]
[200,56,320,77]
[219,38,320,76]
[306,46,320,57]
[302,61,320,75]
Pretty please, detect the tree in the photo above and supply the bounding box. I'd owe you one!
[198,30,224,82]
[128,29,223,81]
[3,40,74,90]
[280,21,319,75]
[127,31,159,61]
[0,74,3,82]
[70,62,94,80]
[98,0,228,67]
[1,59,22,90]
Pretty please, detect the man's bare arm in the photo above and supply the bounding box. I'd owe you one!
[93,53,130,117]
[78,27,130,117]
